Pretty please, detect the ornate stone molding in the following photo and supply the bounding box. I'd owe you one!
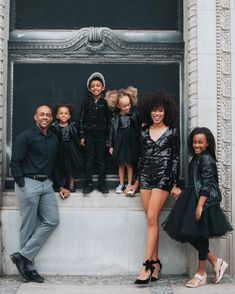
[0,0,5,194]
[187,0,198,131]
[216,0,232,220]
[9,27,183,61]
[0,0,5,274]
[186,0,199,276]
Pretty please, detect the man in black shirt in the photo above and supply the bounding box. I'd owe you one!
[10,105,70,283]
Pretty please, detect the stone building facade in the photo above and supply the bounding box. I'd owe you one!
[0,0,234,276]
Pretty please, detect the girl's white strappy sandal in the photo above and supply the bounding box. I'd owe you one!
[213,258,228,284]
[125,184,135,197]
[127,189,134,196]
[186,273,207,288]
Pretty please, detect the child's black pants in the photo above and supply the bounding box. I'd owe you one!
[189,237,209,260]
[84,132,107,184]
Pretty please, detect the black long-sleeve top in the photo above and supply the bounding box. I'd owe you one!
[191,151,222,210]
[79,94,109,139]
[10,125,63,188]
[107,110,140,148]
[50,120,79,143]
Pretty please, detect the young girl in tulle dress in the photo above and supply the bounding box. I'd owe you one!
[163,127,233,287]
[51,104,84,192]
[107,90,140,195]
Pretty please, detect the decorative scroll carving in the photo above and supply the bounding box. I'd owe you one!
[216,0,232,220]
[187,0,198,131]
[9,27,184,60]
[85,27,107,52]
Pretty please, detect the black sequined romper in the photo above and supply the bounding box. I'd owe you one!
[138,126,180,192]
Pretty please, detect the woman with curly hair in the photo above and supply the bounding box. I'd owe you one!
[134,90,181,285]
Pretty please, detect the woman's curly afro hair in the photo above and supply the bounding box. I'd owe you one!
[140,89,178,128]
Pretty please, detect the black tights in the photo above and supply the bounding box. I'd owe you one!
[189,237,209,260]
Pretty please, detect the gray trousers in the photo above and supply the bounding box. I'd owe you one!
[15,177,59,263]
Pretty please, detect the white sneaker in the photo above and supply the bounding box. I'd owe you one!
[115,184,125,194]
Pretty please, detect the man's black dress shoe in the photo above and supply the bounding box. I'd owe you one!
[10,252,30,282]
[25,269,45,283]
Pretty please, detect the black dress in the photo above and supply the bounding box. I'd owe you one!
[162,156,233,241]
[113,114,139,165]
[51,121,84,180]
[138,127,180,192]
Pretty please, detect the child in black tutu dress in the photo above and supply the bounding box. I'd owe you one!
[51,104,84,192]
[163,127,232,288]
[107,90,140,195]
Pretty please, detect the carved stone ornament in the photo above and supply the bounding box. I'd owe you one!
[85,27,107,52]
[187,0,198,131]
[0,0,5,191]
[9,27,184,60]
[216,0,232,221]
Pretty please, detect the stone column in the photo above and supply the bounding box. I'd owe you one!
[0,1,5,190]
[186,0,234,277]
[0,0,7,273]
[186,0,198,275]
[216,0,233,276]
[231,0,235,277]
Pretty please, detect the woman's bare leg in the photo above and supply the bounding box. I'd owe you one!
[136,189,151,279]
[140,189,151,214]
[137,188,169,280]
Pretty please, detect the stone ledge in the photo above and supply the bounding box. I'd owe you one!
[1,191,174,210]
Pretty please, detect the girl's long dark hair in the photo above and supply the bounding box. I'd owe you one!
[188,127,217,160]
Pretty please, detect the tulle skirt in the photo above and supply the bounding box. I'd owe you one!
[113,128,139,165]
[58,141,84,179]
[162,186,233,242]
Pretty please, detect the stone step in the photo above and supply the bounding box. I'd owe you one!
[2,190,174,209]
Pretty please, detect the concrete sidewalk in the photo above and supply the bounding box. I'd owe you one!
[1,275,235,294]
[16,283,235,294]
[172,283,235,294]
[17,284,149,294]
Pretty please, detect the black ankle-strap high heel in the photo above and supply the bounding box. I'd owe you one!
[150,259,162,282]
[134,259,155,285]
